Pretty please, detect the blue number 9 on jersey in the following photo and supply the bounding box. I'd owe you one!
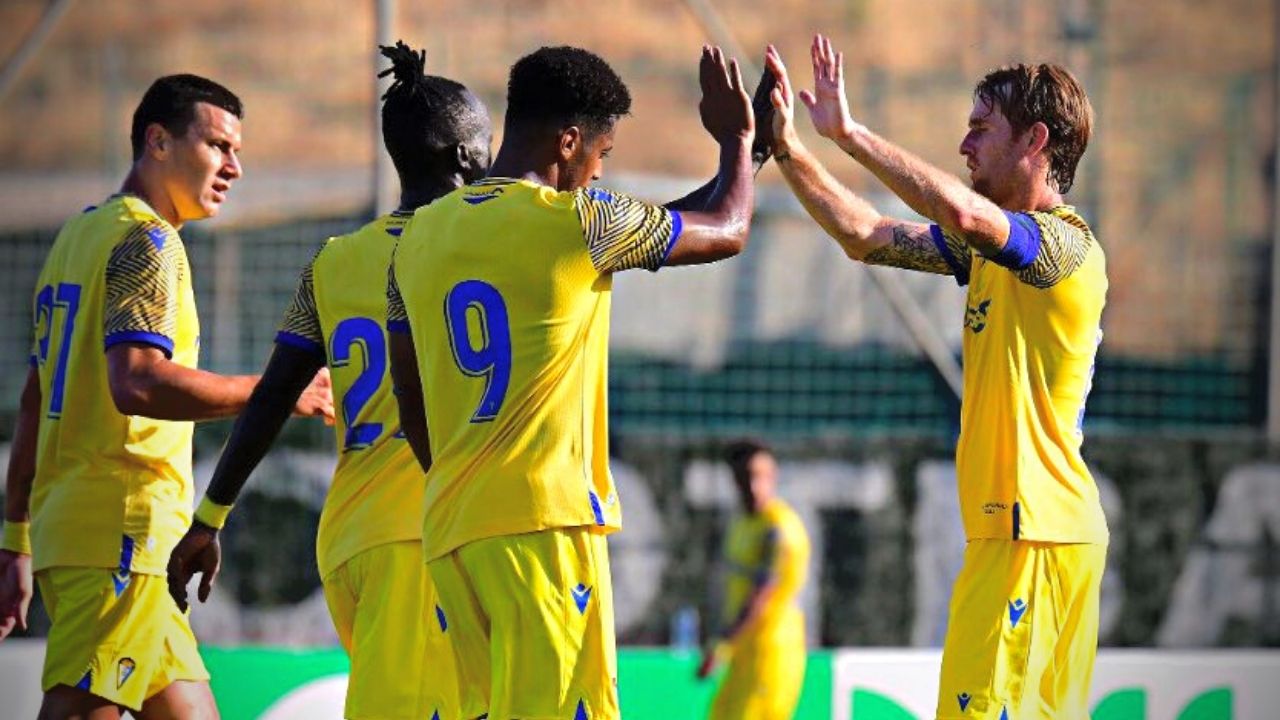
[445,280,512,423]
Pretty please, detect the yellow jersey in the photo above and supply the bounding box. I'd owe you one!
[388,178,680,560]
[276,212,425,578]
[720,498,809,644]
[932,206,1108,543]
[29,194,200,575]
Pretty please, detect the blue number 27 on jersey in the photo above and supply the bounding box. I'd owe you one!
[444,280,512,423]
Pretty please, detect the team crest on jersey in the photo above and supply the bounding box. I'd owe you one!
[116,657,136,689]
[965,299,991,334]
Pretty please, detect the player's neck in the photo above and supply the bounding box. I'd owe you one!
[488,139,559,189]
[398,180,461,213]
[119,165,182,229]
[1001,178,1063,214]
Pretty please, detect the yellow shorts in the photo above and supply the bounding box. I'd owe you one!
[37,567,208,712]
[428,526,619,720]
[323,540,458,720]
[709,614,806,720]
[936,540,1106,720]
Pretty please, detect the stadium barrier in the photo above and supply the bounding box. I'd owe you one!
[3,641,1279,719]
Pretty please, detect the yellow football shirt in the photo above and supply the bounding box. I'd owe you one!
[720,498,809,644]
[388,178,680,560]
[29,194,200,575]
[933,206,1109,543]
[277,212,425,578]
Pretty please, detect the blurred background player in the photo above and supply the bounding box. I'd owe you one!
[698,439,810,720]
[766,35,1106,719]
[0,75,332,720]
[165,42,491,720]
[385,44,765,720]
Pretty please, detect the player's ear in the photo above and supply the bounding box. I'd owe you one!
[145,123,170,159]
[1025,121,1050,158]
[558,126,583,162]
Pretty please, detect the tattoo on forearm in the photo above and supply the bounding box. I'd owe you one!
[863,225,952,274]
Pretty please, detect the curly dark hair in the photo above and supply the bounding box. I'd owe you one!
[130,74,242,160]
[379,41,489,187]
[974,63,1093,193]
[505,46,631,137]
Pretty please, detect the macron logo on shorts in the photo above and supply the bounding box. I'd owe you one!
[957,692,972,711]
[1008,598,1028,629]
[571,583,592,614]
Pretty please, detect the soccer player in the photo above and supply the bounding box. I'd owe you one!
[766,36,1107,719]
[0,75,333,720]
[386,45,766,720]
[164,43,491,720]
[698,440,810,720]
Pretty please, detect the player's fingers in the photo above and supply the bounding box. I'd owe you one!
[699,46,714,95]
[0,615,16,641]
[16,593,29,631]
[836,51,845,85]
[799,89,818,110]
[765,47,792,101]
[728,59,746,96]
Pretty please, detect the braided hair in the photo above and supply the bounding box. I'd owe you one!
[378,41,489,188]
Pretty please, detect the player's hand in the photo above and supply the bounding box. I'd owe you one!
[798,34,860,146]
[166,523,221,612]
[764,45,804,159]
[0,550,33,641]
[294,366,335,424]
[698,45,755,146]
[749,62,779,168]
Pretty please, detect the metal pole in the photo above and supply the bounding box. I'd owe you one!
[0,0,77,102]
[373,0,397,216]
[680,0,761,80]
[1268,0,1280,439]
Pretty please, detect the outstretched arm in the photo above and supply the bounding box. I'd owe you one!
[765,44,970,276]
[167,344,330,610]
[789,36,1010,254]
[667,66,778,212]
[658,46,758,267]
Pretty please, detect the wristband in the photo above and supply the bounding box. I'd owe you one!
[1,520,32,555]
[194,497,234,530]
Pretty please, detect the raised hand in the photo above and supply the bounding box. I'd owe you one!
[166,523,221,612]
[0,550,32,641]
[749,64,779,166]
[797,34,859,144]
[294,366,334,424]
[764,45,801,155]
[698,45,755,146]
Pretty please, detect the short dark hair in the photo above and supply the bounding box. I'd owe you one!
[379,42,489,188]
[974,63,1093,193]
[724,438,770,486]
[130,74,243,161]
[505,46,631,137]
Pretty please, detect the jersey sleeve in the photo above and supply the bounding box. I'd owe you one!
[927,225,976,286]
[102,221,184,357]
[574,187,682,273]
[1011,211,1094,289]
[386,249,409,334]
[275,250,325,357]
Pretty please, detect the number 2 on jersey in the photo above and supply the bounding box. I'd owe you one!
[330,317,385,450]
[34,282,82,418]
[445,280,512,423]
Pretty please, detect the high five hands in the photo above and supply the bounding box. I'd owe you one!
[764,34,862,155]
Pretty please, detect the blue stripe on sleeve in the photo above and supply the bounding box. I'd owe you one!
[656,210,684,270]
[274,331,325,357]
[929,224,970,286]
[989,211,1042,270]
[386,320,411,335]
[104,331,175,359]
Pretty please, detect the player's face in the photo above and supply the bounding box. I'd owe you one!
[166,102,243,223]
[564,125,617,190]
[748,452,778,504]
[959,99,1021,206]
